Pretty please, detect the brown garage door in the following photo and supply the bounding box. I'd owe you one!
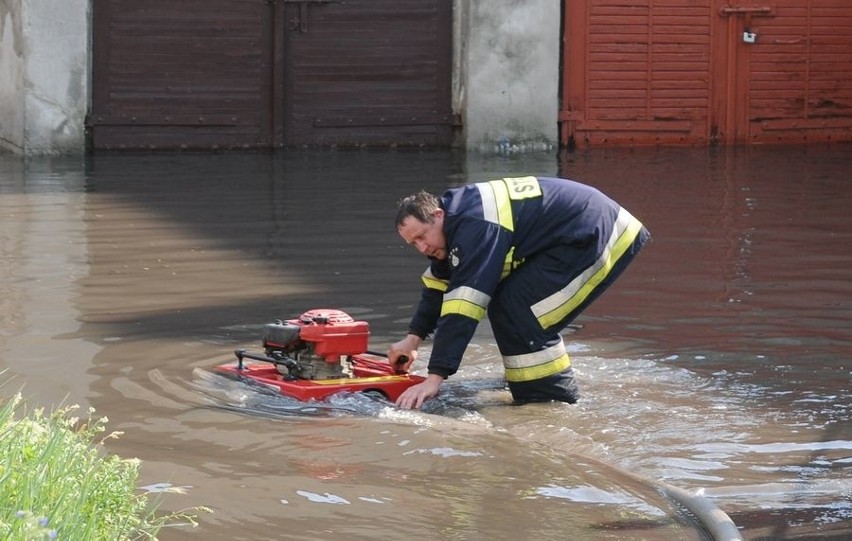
[279,0,454,147]
[89,0,274,150]
[89,0,453,150]
[561,0,852,147]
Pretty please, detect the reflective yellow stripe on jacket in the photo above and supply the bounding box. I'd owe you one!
[531,207,644,329]
[476,176,542,232]
[478,177,540,279]
[503,339,571,382]
[441,286,490,321]
[420,267,449,292]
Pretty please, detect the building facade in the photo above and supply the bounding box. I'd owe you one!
[1,1,849,155]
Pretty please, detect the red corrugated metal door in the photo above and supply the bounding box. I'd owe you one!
[277,0,453,147]
[561,1,852,147]
[561,1,714,147]
[724,1,852,144]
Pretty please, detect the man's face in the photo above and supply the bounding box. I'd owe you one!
[398,209,447,260]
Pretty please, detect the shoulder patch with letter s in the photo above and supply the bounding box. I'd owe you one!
[504,176,542,200]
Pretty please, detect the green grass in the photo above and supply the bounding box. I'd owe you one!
[0,391,207,540]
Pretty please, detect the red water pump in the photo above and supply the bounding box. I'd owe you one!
[215,309,425,402]
[262,309,371,379]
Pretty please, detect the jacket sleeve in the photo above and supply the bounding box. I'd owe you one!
[426,218,511,378]
[407,259,451,339]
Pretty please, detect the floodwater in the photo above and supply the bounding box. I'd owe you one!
[1,145,850,540]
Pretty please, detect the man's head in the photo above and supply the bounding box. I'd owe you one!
[396,191,447,260]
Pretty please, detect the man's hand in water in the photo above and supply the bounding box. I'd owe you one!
[395,374,443,410]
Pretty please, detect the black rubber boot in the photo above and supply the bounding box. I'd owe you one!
[507,367,580,404]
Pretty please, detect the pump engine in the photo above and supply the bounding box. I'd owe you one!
[261,309,371,380]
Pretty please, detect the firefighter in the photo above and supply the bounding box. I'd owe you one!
[388,176,650,410]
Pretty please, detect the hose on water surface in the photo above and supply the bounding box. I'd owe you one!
[576,451,743,541]
[654,480,743,541]
[390,405,744,540]
[405,411,744,540]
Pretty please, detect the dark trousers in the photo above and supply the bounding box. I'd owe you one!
[488,227,650,403]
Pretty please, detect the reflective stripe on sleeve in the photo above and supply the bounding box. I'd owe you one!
[440,286,490,321]
[421,267,449,292]
[503,339,571,382]
[531,207,645,329]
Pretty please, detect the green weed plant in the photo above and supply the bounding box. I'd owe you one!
[0,392,207,540]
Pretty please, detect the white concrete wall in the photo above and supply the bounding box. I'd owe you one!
[0,0,25,152]
[461,0,560,153]
[0,0,88,155]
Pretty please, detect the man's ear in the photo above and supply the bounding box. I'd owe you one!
[433,208,445,221]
